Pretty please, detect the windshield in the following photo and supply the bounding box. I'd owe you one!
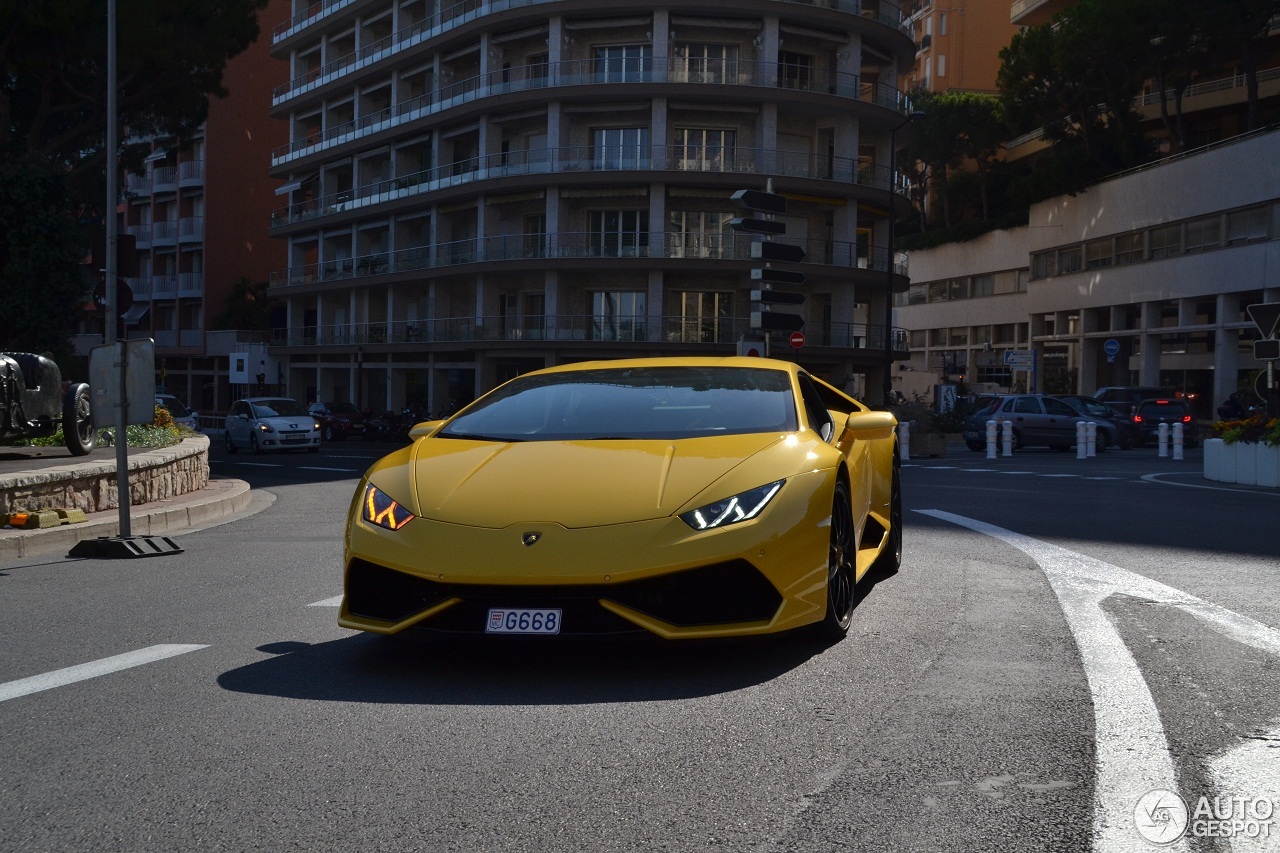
[439,366,798,441]
[325,402,361,415]
[157,397,190,417]
[252,399,309,418]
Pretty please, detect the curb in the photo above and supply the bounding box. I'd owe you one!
[0,478,253,562]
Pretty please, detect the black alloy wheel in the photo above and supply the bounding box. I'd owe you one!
[250,432,262,454]
[816,479,856,641]
[323,424,335,441]
[225,431,237,454]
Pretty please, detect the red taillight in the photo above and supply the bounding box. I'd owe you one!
[1182,414,1192,423]
[1133,414,1143,423]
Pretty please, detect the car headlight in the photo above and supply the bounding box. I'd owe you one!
[362,484,415,531]
[257,422,275,433]
[679,480,784,531]
[314,420,323,430]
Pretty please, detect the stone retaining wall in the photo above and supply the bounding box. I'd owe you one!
[0,435,210,514]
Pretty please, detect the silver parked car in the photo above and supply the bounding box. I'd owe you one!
[224,397,321,454]
[962,394,1122,452]
[156,393,200,431]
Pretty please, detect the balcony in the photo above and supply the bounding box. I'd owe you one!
[178,272,203,297]
[178,160,205,187]
[152,220,178,247]
[269,313,907,354]
[178,329,204,347]
[152,274,178,297]
[272,57,909,166]
[127,223,153,249]
[272,0,909,77]
[178,216,204,244]
[152,166,177,193]
[126,174,152,197]
[126,276,151,300]
[271,231,908,289]
[271,147,900,228]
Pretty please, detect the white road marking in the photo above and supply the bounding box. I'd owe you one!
[308,595,343,607]
[0,644,208,703]
[998,471,1037,475]
[1041,474,1079,478]
[1142,472,1280,495]
[297,466,359,472]
[229,462,281,467]
[918,510,1280,851]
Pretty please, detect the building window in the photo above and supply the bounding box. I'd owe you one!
[591,291,646,341]
[1184,216,1222,252]
[529,53,549,84]
[1226,207,1268,244]
[594,45,652,83]
[1149,224,1181,259]
[971,273,994,297]
[937,55,946,77]
[778,52,812,90]
[522,214,546,258]
[677,291,733,343]
[669,210,732,259]
[1057,246,1082,274]
[940,12,947,34]
[909,329,926,347]
[524,292,546,340]
[590,210,648,257]
[1114,232,1143,265]
[673,43,738,83]
[1085,238,1112,269]
[593,127,650,170]
[675,128,736,171]
[1031,251,1056,279]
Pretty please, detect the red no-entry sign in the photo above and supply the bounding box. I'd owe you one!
[789,331,806,349]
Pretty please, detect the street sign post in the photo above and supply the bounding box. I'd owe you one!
[789,331,806,349]
[1246,302,1280,339]
[734,183,806,337]
[1104,338,1120,364]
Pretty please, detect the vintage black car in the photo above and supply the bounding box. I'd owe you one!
[1,352,94,455]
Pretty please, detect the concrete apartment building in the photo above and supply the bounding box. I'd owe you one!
[265,0,919,414]
[901,0,1019,94]
[77,0,291,415]
[893,4,1280,417]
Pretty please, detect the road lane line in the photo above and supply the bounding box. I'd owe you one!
[0,644,208,703]
[918,510,1186,852]
[297,466,359,472]
[308,595,343,607]
[229,462,282,467]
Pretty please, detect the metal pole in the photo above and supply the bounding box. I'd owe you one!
[882,125,898,407]
[107,0,131,537]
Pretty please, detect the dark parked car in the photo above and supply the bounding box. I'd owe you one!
[307,401,368,441]
[962,394,1122,452]
[1132,397,1200,447]
[1052,394,1136,449]
[0,352,94,455]
[1093,386,1177,420]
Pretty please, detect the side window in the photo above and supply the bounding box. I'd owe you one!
[1044,399,1076,417]
[1013,397,1042,414]
[796,374,834,441]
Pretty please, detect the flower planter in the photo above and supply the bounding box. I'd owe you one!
[1202,438,1280,488]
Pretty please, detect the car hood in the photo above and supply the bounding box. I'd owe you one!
[259,415,314,430]
[390,432,806,528]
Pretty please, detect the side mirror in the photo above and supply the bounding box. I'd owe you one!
[238,413,249,420]
[408,419,445,438]
[840,410,897,442]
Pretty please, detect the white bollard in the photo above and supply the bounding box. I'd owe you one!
[1086,421,1097,457]
[1002,420,1014,456]
[899,420,911,461]
[1076,421,1087,459]
[1172,422,1184,461]
[1158,422,1170,458]
[986,419,997,459]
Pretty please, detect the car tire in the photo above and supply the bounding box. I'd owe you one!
[1095,431,1110,453]
[870,451,902,577]
[62,382,94,456]
[323,425,334,442]
[965,440,984,452]
[250,433,262,454]
[225,431,237,454]
[815,479,856,643]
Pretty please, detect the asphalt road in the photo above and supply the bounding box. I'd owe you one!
[1,440,1277,852]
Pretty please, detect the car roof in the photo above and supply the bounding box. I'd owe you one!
[529,355,802,377]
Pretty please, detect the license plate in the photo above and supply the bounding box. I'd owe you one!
[486,608,562,635]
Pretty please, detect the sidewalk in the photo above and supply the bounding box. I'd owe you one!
[0,476,252,562]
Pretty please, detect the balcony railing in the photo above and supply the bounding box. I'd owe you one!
[127,223,153,249]
[152,166,177,193]
[126,174,151,196]
[178,160,205,186]
[152,220,178,246]
[152,274,178,296]
[273,0,909,59]
[272,146,898,227]
[179,216,204,243]
[273,57,909,164]
[270,314,907,352]
[126,276,151,300]
[178,272,204,297]
[271,232,906,288]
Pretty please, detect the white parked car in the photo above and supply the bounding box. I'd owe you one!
[156,393,200,431]
[224,397,321,454]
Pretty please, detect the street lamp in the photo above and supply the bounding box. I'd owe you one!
[883,110,925,407]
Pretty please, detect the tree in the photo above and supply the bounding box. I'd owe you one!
[1196,0,1277,131]
[902,90,1006,229]
[213,276,275,331]
[0,157,90,363]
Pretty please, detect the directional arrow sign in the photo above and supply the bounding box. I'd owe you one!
[750,241,806,264]
[732,189,787,215]
[1255,339,1280,360]
[730,217,787,236]
[751,289,805,304]
[1246,302,1280,339]
[750,267,807,285]
[751,310,805,332]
